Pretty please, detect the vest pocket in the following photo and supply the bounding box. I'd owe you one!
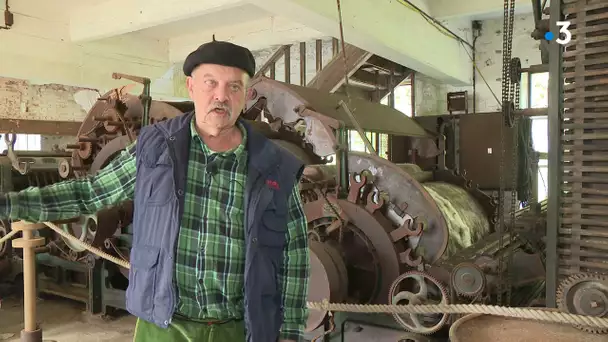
[127,245,160,320]
[259,214,287,248]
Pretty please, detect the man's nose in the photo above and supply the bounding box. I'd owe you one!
[213,86,229,102]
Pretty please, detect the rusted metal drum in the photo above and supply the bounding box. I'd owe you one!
[449,312,608,342]
[306,241,348,332]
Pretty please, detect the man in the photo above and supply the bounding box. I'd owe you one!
[0,40,310,342]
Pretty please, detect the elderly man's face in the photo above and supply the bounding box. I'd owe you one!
[186,64,249,135]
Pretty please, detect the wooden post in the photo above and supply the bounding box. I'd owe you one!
[11,221,46,342]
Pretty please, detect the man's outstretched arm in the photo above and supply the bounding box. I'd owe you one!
[279,182,309,342]
[0,142,137,223]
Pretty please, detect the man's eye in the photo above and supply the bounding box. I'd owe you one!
[205,80,216,86]
[230,85,241,92]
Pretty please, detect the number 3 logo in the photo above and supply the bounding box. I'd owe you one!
[556,21,572,45]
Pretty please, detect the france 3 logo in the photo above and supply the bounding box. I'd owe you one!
[544,21,572,45]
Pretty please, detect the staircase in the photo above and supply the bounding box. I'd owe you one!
[255,38,412,102]
[253,38,413,160]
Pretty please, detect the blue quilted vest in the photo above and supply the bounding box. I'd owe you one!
[125,111,304,342]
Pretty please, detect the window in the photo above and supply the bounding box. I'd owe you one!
[0,134,42,152]
[381,84,413,117]
[325,129,388,165]
[326,80,412,163]
[520,71,549,202]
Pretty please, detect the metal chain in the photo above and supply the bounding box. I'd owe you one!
[507,78,520,305]
[497,0,510,306]
[506,0,518,306]
[498,0,517,305]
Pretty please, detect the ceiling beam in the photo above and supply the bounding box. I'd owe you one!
[429,0,532,19]
[0,119,81,136]
[251,0,472,84]
[169,16,322,63]
[69,0,247,43]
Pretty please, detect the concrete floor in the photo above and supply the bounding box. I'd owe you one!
[0,296,136,342]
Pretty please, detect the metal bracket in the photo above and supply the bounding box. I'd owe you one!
[111,73,152,127]
[5,133,28,174]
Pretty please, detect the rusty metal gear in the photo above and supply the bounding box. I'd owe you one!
[243,110,325,165]
[509,57,522,84]
[502,100,515,128]
[451,262,486,298]
[557,273,608,334]
[388,270,450,335]
[302,170,416,306]
[68,89,186,178]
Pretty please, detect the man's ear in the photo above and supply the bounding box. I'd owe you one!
[186,76,195,98]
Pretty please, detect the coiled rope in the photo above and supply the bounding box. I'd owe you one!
[3,222,608,331]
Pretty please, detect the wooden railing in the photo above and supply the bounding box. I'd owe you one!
[254,38,341,86]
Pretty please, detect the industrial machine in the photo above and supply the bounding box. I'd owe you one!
[2,0,608,340]
[0,74,551,341]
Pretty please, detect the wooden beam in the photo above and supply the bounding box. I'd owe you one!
[253,45,290,79]
[433,107,548,117]
[0,119,81,136]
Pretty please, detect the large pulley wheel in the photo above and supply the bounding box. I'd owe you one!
[451,262,486,298]
[59,215,98,253]
[306,241,348,332]
[388,270,450,335]
[557,273,608,334]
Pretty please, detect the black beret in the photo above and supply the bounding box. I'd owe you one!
[182,38,256,78]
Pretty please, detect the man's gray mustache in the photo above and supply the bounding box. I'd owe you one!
[208,104,231,115]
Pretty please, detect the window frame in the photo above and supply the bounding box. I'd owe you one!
[520,67,549,202]
[0,134,42,152]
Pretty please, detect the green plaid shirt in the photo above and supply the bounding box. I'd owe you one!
[4,119,309,340]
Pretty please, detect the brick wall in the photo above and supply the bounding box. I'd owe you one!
[0,77,99,122]
[0,77,100,151]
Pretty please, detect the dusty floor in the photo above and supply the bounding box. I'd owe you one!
[0,296,137,342]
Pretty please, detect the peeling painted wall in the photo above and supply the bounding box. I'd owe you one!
[414,13,541,116]
[0,77,100,121]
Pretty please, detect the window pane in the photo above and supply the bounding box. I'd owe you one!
[531,116,548,153]
[381,95,389,106]
[0,134,41,152]
[530,72,549,108]
[394,85,412,116]
[349,130,366,152]
[519,72,529,109]
[379,134,389,159]
[381,85,412,117]
[538,165,548,202]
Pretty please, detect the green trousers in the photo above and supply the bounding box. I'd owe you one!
[133,316,246,342]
